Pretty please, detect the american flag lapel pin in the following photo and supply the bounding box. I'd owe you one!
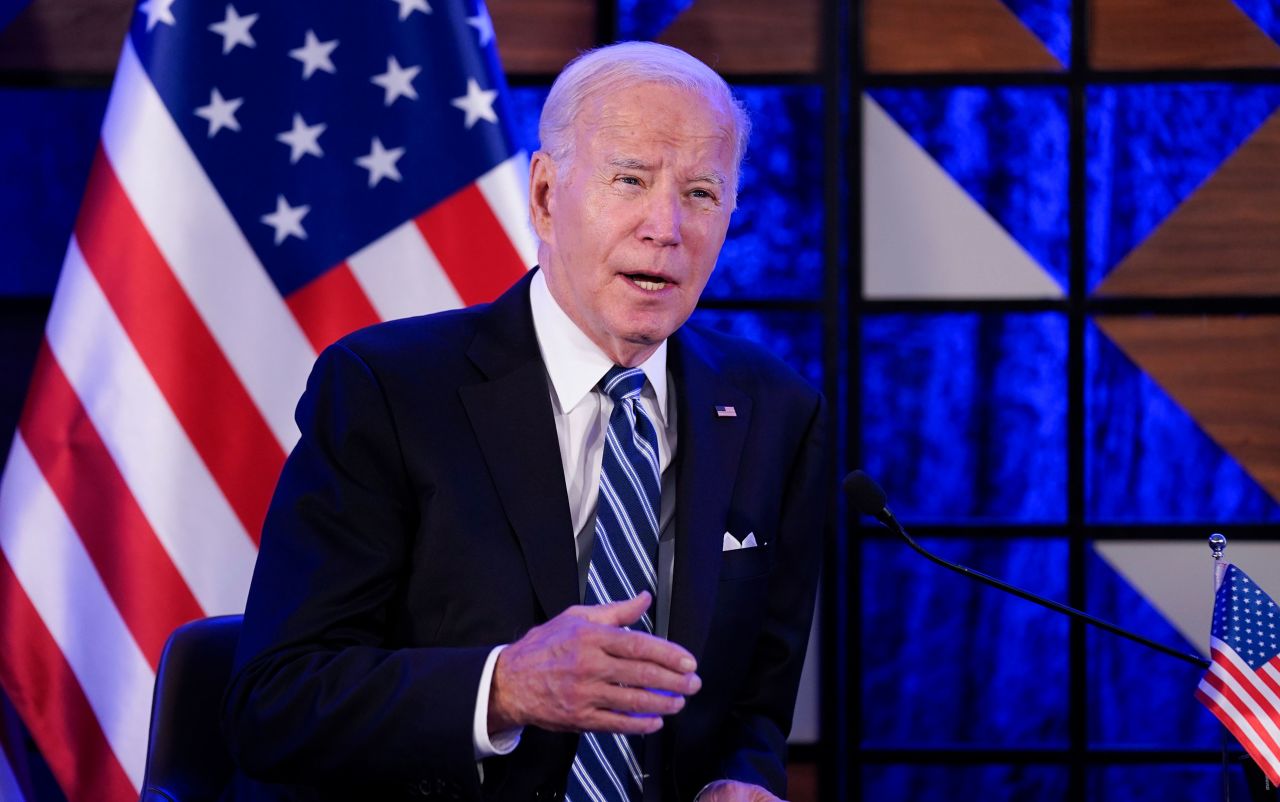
[715,405,737,418]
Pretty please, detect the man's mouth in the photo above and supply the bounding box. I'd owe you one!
[624,272,672,291]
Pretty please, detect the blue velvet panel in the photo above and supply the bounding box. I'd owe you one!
[505,85,826,300]
[616,0,692,40]
[710,85,824,299]
[861,313,1068,524]
[1003,0,1072,67]
[1085,84,1280,290]
[861,537,1070,748]
[1088,765,1255,801]
[0,89,109,296]
[0,305,47,468]
[688,310,822,389]
[1085,320,1280,523]
[1085,545,1223,748]
[1233,0,1280,43]
[869,87,1069,291]
[506,85,549,158]
[864,765,1069,802]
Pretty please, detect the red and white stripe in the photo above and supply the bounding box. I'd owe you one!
[302,154,534,351]
[1196,636,1280,785]
[0,33,531,802]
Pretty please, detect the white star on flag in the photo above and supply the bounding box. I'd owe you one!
[391,0,432,20]
[208,5,258,54]
[276,114,326,164]
[451,78,498,129]
[138,0,176,31]
[467,6,494,46]
[371,56,421,106]
[289,30,338,79]
[355,137,406,187]
[194,88,243,137]
[261,195,310,244]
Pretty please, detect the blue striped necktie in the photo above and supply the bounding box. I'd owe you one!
[566,366,662,802]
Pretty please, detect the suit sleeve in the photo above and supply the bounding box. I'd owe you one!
[715,391,828,796]
[221,342,487,795]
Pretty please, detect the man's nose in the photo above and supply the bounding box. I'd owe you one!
[639,191,682,246]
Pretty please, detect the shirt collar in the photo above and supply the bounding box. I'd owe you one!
[529,269,669,423]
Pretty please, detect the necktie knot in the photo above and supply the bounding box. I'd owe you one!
[601,366,646,403]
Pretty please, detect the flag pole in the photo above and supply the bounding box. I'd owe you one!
[1209,532,1228,591]
[1209,533,1231,802]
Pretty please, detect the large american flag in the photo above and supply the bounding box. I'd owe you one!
[0,0,534,799]
[1196,562,1280,785]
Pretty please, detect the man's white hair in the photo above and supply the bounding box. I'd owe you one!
[538,41,751,185]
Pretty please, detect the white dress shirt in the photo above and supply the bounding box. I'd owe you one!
[472,270,679,760]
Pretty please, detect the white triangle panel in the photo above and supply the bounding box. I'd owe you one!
[862,95,1064,300]
[1093,539,1280,658]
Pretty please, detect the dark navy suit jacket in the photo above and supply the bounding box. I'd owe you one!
[221,271,827,801]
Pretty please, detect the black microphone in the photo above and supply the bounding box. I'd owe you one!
[844,470,1210,669]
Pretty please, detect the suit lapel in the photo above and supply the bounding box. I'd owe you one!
[667,329,751,660]
[459,272,580,620]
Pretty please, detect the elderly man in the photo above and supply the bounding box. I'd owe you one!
[223,41,826,802]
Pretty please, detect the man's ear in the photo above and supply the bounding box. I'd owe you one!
[529,151,556,243]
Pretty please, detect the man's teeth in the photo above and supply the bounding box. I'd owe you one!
[632,276,667,291]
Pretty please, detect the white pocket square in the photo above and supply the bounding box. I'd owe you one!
[722,531,758,551]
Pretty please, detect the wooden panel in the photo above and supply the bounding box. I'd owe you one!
[787,760,818,802]
[489,0,595,75]
[865,0,1062,73]
[658,0,821,75]
[1091,0,1280,69]
[0,0,132,73]
[0,0,593,76]
[1096,110,1280,297]
[1096,315,1280,502]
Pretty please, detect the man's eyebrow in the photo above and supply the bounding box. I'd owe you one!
[609,157,651,170]
[689,172,727,186]
[605,158,727,186]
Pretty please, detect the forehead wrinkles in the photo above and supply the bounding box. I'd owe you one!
[583,117,736,174]
[576,84,732,144]
[563,85,738,193]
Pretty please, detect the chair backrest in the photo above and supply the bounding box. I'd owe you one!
[139,614,243,802]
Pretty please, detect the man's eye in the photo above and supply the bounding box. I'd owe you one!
[690,188,715,200]
[618,175,641,186]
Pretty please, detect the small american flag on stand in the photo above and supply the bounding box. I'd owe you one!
[1195,562,1280,786]
[0,1,533,800]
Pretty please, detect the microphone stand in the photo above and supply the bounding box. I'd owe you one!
[845,471,1280,802]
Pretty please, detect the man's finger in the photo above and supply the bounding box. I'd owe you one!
[579,594,700,674]
[695,780,784,802]
[598,625,698,674]
[579,590,652,627]
[607,657,702,696]
[580,709,667,736]
[593,683,688,717]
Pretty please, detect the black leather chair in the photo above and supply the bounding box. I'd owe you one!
[139,614,242,802]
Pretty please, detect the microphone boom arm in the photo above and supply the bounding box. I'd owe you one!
[873,507,1210,670]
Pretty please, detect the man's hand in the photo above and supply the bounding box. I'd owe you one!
[696,780,784,802]
[488,592,700,735]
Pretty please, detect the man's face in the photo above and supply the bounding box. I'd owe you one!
[530,82,737,366]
